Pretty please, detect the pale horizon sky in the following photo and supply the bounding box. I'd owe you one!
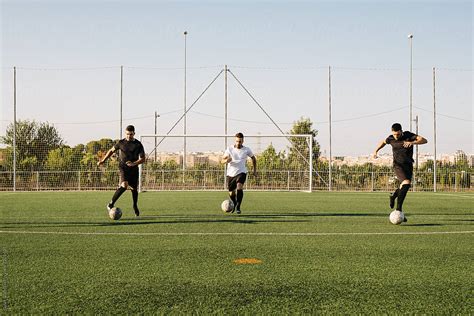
[1,0,472,156]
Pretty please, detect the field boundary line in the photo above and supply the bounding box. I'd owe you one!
[0,230,473,237]
[432,193,474,199]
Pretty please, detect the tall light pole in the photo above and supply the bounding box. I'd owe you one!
[328,66,332,191]
[183,31,188,170]
[413,115,419,192]
[408,34,413,131]
[120,65,123,139]
[414,115,419,170]
[154,111,160,162]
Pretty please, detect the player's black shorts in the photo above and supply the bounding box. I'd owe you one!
[393,163,413,182]
[226,173,247,191]
[119,166,139,189]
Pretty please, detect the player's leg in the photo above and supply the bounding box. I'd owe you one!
[227,176,237,213]
[389,188,400,209]
[236,183,244,214]
[395,164,413,222]
[128,168,140,216]
[109,181,128,210]
[131,189,139,216]
[235,173,247,214]
[390,164,404,209]
[397,179,411,212]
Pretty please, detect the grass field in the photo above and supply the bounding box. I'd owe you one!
[0,191,473,314]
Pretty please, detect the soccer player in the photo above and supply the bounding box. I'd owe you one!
[97,125,145,216]
[373,123,427,221]
[221,132,257,214]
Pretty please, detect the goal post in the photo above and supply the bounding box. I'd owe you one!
[139,134,313,192]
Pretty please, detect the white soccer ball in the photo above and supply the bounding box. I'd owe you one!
[389,210,405,225]
[221,199,234,213]
[109,207,122,220]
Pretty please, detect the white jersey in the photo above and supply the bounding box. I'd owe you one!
[224,145,254,177]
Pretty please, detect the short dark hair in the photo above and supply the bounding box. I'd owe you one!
[391,123,402,131]
[126,125,135,132]
[235,132,244,139]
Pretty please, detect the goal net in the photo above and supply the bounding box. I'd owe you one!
[139,134,313,192]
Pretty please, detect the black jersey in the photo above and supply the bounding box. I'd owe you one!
[385,131,417,165]
[114,138,145,168]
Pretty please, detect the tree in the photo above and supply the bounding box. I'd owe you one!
[257,143,286,170]
[45,146,82,171]
[0,120,64,170]
[287,117,321,167]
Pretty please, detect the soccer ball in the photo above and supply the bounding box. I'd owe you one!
[389,210,405,225]
[221,199,234,213]
[108,207,122,220]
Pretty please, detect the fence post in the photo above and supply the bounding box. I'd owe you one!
[454,172,458,192]
[78,171,81,191]
[371,171,374,192]
[36,171,39,191]
[161,170,164,190]
[287,171,290,191]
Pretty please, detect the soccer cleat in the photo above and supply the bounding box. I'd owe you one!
[389,193,396,209]
[133,206,140,217]
[107,203,114,211]
[403,216,408,222]
[236,208,241,215]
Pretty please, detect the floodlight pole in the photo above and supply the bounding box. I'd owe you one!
[433,67,437,192]
[120,65,123,139]
[414,115,419,170]
[413,115,419,192]
[408,34,413,131]
[13,66,17,191]
[183,31,188,171]
[328,66,333,191]
[225,65,228,149]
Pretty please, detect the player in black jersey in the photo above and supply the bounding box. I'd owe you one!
[373,123,427,221]
[98,125,145,216]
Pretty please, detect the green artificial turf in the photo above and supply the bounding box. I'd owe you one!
[0,191,472,313]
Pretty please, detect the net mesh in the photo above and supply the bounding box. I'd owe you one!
[139,135,313,191]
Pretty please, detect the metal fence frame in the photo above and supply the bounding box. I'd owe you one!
[0,170,472,192]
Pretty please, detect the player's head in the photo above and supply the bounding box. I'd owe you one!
[125,125,135,141]
[234,132,244,148]
[391,123,402,139]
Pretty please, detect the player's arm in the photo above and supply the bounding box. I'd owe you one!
[403,135,428,148]
[221,154,231,164]
[126,155,145,167]
[373,140,386,158]
[126,145,146,167]
[250,156,257,176]
[97,147,116,166]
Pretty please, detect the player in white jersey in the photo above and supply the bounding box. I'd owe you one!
[221,133,257,214]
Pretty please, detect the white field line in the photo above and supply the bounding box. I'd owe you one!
[0,230,473,237]
[431,193,474,199]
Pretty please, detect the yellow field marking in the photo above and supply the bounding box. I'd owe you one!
[234,258,262,264]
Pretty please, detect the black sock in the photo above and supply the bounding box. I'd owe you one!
[131,189,138,208]
[236,189,243,209]
[392,188,400,197]
[396,184,411,212]
[111,186,127,205]
[229,191,237,206]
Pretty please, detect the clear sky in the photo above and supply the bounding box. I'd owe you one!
[1,0,472,156]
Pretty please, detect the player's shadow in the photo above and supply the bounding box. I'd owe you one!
[403,223,444,227]
[242,212,387,218]
[0,216,311,229]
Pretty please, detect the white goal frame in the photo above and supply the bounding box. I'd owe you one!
[139,134,313,192]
